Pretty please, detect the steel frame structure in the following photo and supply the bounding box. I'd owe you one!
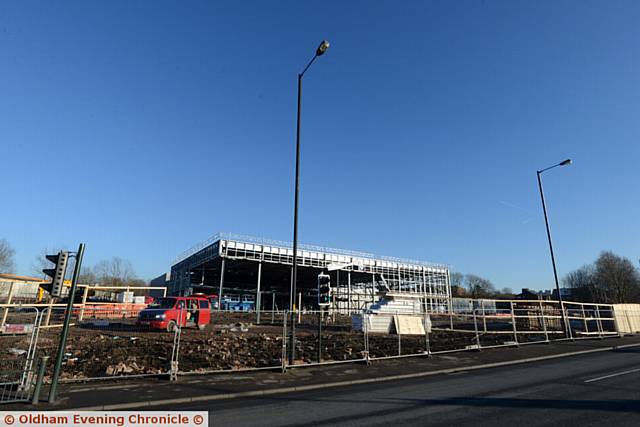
[170,233,451,314]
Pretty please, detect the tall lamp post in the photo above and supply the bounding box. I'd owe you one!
[289,40,330,365]
[537,158,571,336]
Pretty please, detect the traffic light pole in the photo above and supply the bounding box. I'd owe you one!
[317,308,322,363]
[48,243,85,403]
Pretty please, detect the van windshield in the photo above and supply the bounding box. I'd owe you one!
[148,298,176,309]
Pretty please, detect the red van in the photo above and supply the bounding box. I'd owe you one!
[205,294,219,310]
[137,296,211,332]
[191,293,219,310]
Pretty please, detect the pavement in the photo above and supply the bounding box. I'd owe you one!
[9,334,640,416]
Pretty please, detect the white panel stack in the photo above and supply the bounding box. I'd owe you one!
[352,314,393,333]
[133,296,146,304]
[352,296,424,333]
[116,291,134,303]
[613,304,640,333]
[368,297,422,315]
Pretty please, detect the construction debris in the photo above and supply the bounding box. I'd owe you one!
[7,348,27,356]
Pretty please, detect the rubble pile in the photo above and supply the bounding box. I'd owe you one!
[179,333,282,371]
[31,330,174,379]
[293,334,366,363]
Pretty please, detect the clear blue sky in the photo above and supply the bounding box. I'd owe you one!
[1,1,639,290]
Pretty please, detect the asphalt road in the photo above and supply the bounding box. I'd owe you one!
[158,346,640,427]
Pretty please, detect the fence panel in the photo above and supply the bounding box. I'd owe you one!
[279,310,366,366]
[429,311,483,352]
[613,304,640,334]
[0,307,42,403]
[176,308,285,374]
[38,304,176,382]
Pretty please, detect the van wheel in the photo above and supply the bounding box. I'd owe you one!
[198,324,207,331]
[166,321,177,333]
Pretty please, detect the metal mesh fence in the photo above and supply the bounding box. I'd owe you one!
[1,298,632,390]
[174,308,285,374]
[0,307,42,403]
[22,305,174,382]
[287,311,365,365]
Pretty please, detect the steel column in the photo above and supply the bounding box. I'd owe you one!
[218,258,225,312]
[348,271,352,314]
[256,262,262,324]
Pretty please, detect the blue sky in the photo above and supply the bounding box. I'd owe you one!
[1,1,639,290]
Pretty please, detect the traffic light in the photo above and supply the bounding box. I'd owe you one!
[40,251,69,297]
[318,273,331,307]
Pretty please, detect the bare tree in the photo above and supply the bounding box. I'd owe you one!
[450,272,463,288]
[465,274,496,299]
[564,252,640,303]
[31,247,69,279]
[127,278,148,287]
[563,264,597,302]
[0,239,16,273]
[78,266,97,285]
[93,257,137,286]
[594,251,640,303]
[499,287,514,297]
[449,271,466,296]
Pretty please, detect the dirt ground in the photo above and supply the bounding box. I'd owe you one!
[1,310,551,381]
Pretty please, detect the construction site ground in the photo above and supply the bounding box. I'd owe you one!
[5,334,639,410]
[3,312,556,380]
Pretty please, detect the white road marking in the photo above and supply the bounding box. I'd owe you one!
[584,367,640,383]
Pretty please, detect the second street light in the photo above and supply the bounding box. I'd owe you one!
[289,40,330,365]
[537,158,571,337]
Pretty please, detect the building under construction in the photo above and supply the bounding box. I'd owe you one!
[169,233,452,313]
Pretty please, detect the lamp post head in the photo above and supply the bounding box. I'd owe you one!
[316,40,330,56]
[538,158,573,174]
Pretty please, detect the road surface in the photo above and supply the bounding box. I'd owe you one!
[158,346,640,426]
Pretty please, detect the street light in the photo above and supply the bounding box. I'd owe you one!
[536,158,571,336]
[316,40,330,56]
[289,40,330,365]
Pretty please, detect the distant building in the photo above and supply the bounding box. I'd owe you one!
[149,273,170,298]
[0,273,68,301]
[539,289,553,299]
[515,288,552,300]
[551,287,572,301]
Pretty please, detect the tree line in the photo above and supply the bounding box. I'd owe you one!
[3,238,639,304]
[449,272,514,299]
[451,250,640,304]
[0,239,146,287]
[0,239,15,273]
[563,251,640,304]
